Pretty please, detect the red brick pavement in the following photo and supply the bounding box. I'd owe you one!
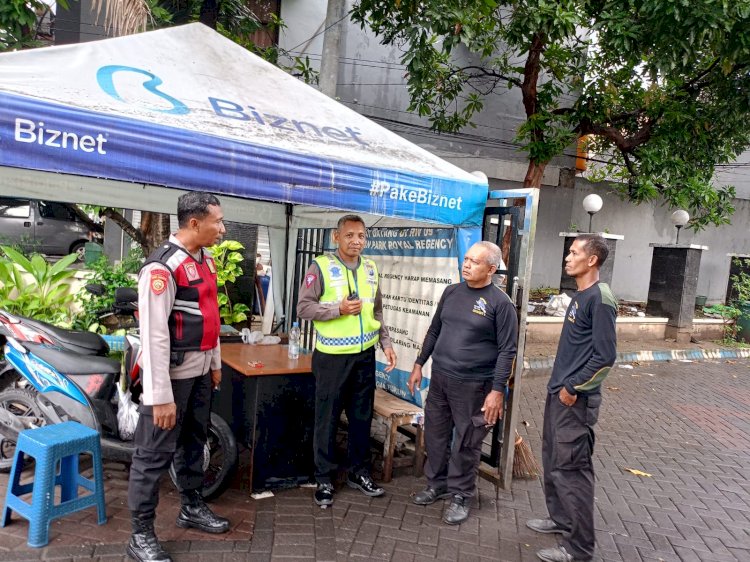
[0,358,749,561]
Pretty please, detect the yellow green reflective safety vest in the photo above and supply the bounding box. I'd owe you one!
[313,253,381,354]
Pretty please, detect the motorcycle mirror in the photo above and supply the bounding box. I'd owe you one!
[115,287,138,305]
[85,283,106,296]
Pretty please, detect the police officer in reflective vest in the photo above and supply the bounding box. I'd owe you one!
[297,214,397,507]
[127,192,230,562]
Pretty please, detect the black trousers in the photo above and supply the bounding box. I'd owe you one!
[312,347,376,484]
[127,373,212,515]
[542,391,601,561]
[423,371,492,498]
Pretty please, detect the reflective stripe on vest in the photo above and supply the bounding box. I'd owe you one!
[312,253,381,354]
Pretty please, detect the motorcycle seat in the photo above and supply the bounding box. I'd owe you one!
[21,342,121,375]
[20,316,109,355]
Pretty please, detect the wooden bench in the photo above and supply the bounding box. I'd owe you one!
[372,388,425,483]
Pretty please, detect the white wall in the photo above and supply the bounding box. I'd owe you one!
[531,181,750,303]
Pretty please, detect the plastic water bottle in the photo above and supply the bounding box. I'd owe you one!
[288,321,301,360]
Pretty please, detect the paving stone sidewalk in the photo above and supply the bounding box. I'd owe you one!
[1,358,749,561]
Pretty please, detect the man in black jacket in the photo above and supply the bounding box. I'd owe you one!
[527,234,617,562]
[407,241,517,525]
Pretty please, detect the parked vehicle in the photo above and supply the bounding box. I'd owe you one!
[0,197,103,258]
[0,310,111,393]
[0,289,238,500]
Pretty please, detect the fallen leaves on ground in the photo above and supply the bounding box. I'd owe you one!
[624,467,653,478]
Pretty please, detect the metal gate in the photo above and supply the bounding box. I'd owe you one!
[480,204,525,470]
[289,228,335,351]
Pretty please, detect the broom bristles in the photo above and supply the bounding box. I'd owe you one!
[513,430,541,479]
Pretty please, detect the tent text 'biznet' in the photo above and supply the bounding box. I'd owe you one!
[14,118,107,154]
[209,98,368,146]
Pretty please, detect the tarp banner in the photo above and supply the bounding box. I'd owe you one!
[0,92,482,225]
[0,24,488,226]
[370,227,460,406]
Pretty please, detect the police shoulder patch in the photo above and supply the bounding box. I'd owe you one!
[305,273,317,288]
[150,268,169,295]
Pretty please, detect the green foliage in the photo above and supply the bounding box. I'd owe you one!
[529,287,558,300]
[730,259,750,304]
[289,55,319,86]
[0,246,78,326]
[208,240,251,325]
[704,262,750,344]
[73,253,139,333]
[352,0,750,228]
[703,304,741,343]
[0,0,69,51]
[120,245,145,275]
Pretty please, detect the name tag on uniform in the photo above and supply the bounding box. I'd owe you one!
[184,262,200,282]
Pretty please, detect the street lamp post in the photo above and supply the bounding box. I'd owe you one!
[670,210,690,244]
[582,194,603,233]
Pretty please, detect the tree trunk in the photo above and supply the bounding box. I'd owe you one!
[499,160,548,265]
[523,160,547,189]
[199,0,219,29]
[141,211,171,255]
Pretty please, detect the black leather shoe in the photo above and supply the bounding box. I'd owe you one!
[526,518,566,534]
[536,546,588,562]
[314,483,334,506]
[127,512,172,562]
[176,495,230,534]
[347,473,385,497]
[442,494,470,525]
[127,532,172,562]
[413,486,452,505]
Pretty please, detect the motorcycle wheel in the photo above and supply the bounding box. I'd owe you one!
[0,365,22,393]
[168,412,238,501]
[0,388,46,472]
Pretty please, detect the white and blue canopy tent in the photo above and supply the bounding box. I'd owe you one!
[0,23,489,327]
[0,24,542,488]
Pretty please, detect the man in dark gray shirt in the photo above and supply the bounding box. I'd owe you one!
[527,234,617,562]
[407,241,517,525]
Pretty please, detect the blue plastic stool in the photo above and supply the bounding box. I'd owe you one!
[1,421,107,547]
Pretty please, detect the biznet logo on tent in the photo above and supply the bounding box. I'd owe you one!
[13,119,108,154]
[96,65,368,146]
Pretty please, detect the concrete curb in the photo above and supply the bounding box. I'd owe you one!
[524,346,750,371]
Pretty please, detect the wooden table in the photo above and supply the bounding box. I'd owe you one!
[212,343,315,491]
[220,342,312,376]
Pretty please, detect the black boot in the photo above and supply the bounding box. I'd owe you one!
[176,490,230,534]
[127,511,172,562]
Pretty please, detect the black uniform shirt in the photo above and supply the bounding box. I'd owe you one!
[548,282,617,396]
[415,282,517,391]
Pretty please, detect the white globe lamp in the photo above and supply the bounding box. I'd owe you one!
[670,210,690,244]
[582,194,603,232]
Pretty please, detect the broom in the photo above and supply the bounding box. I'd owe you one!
[512,429,541,479]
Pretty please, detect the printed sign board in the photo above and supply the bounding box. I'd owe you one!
[369,227,460,406]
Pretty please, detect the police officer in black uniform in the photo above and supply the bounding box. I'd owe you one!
[126,192,230,562]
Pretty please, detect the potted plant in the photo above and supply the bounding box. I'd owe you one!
[209,240,251,327]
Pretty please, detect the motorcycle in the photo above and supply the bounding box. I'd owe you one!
[0,308,111,392]
[0,288,238,501]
